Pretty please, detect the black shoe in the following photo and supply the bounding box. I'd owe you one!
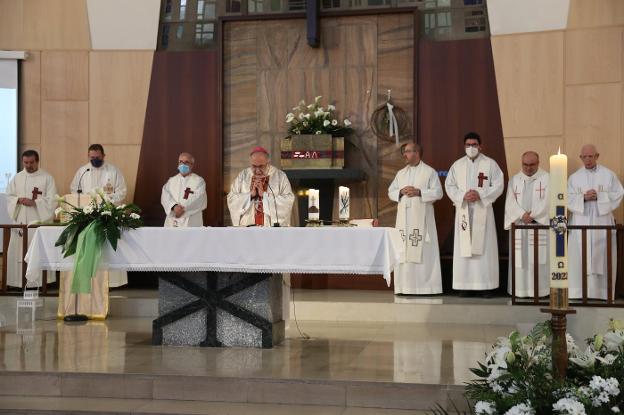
[481,290,495,299]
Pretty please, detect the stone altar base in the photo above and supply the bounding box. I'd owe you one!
[152,272,284,348]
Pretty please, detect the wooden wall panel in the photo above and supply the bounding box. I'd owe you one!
[567,0,624,29]
[41,51,89,101]
[377,13,415,227]
[20,52,41,145]
[491,32,564,138]
[135,51,221,227]
[40,101,89,195]
[0,0,24,49]
[224,16,381,225]
[89,51,153,146]
[566,27,623,85]
[565,83,622,176]
[503,136,563,176]
[22,0,91,50]
[104,145,141,203]
[419,38,507,258]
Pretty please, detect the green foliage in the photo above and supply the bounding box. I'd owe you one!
[54,191,142,257]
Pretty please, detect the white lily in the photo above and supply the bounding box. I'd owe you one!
[315,95,322,103]
[344,119,352,126]
[323,120,331,127]
[331,119,338,126]
[328,104,336,111]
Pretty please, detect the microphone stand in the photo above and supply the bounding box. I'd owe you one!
[267,182,280,227]
[64,167,90,323]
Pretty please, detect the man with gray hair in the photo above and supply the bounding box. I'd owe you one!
[161,152,207,227]
[568,144,623,300]
[503,151,549,297]
[388,142,443,295]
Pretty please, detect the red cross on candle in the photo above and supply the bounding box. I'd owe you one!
[477,172,488,187]
[183,187,194,200]
[32,187,42,200]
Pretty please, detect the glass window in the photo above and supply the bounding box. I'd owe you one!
[176,24,184,39]
[179,0,187,20]
[226,0,241,12]
[161,24,170,48]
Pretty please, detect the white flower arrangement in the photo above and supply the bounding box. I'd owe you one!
[286,96,353,137]
[459,319,624,415]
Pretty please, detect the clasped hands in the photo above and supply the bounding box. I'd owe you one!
[173,204,185,218]
[584,189,598,201]
[463,189,481,203]
[250,176,267,198]
[400,186,421,197]
[17,197,35,207]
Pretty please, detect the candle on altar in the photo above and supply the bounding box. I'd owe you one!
[308,189,319,221]
[549,148,569,307]
[338,186,350,221]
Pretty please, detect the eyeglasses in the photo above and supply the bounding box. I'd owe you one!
[465,143,479,148]
[178,160,193,165]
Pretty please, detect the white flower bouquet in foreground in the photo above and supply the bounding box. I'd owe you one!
[431,320,624,415]
[54,190,142,293]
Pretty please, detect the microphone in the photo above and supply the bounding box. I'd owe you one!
[267,182,280,227]
[77,168,90,194]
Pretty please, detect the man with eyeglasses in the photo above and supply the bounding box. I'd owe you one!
[445,132,504,297]
[227,146,294,227]
[568,144,623,300]
[161,152,207,227]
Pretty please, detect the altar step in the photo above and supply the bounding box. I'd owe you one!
[0,371,465,413]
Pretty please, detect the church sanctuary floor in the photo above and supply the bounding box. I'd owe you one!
[0,290,623,413]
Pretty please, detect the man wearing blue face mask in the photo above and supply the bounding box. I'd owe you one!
[70,144,128,206]
[161,152,207,227]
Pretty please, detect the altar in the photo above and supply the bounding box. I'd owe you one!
[25,226,403,348]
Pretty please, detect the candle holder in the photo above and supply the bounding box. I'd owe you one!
[336,219,353,227]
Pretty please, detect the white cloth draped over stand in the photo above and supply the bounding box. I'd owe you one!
[25,227,404,286]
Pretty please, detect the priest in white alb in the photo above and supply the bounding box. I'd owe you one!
[60,144,128,318]
[568,144,623,300]
[503,151,549,297]
[161,152,207,227]
[227,146,294,227]
[445,132,504,297]
[5,150,57,288]
[388,142,443,295]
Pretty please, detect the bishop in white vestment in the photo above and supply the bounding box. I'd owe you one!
[161,152,207,227]
[5,150,57,287]
[445,132,504,293]
[503,151,549,297]
[388,142,443,295]
[568,145,623,300]
[227,146,294,227]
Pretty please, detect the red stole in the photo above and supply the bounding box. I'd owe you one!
[253,177,269,226]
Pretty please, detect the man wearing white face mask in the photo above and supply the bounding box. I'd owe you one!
[445,132,504,297]
[161,152,207,227]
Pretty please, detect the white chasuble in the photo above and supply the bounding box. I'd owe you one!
[69,161,128,289]
[227,165,295,227]
[445,154,504,290]
[503,169,549,297]
[568,165,624,300]
[6,169,57,287]
[388,162,443,294]
[161,173,207,227]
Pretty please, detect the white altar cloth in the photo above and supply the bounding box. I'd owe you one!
[25,227,404,285]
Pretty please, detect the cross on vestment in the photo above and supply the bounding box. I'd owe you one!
[536,182,545,199]
[513,186,521,201]
[477,172,488,187]
[409,229,423,247]
[32,187,42,200]
[399,229,406,242]
[183,187,194,200]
